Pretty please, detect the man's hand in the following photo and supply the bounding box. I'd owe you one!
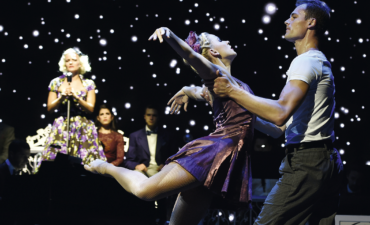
[135,164,148,172]
[213,70,238,98]
[167,89,189,114]
[157,164,164,171]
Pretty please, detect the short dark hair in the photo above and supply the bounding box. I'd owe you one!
[95,104,117,131]
[296,0,331,36]
[8,139,30,154]
[144,104,159,115]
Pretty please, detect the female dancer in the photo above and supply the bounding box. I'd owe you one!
[37,48,106,171]
[96,104,124,166]
[85,28,256,225]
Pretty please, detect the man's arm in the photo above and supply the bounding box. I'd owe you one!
[214,75,309,126]
[0,126,15,163]
[255,117,285,138]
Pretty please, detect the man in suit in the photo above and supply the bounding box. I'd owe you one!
[123,104,176,177]
[0,123,15,164]
[0,140,31,196]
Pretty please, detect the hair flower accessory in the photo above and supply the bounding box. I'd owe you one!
[185,31,201,53]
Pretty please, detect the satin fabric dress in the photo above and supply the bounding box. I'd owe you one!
[166,76,255,203]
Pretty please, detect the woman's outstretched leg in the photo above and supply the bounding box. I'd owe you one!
[85,160,200,201]
[170,185,214,225]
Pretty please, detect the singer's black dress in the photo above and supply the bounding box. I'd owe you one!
[36,75,106,172]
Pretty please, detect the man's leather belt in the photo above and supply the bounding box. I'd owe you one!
[286,139,333,153]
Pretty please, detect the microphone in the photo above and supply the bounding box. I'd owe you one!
[66,72,72,83]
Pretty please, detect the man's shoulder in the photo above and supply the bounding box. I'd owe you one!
[0,162,9,174]
[129,128,146,137]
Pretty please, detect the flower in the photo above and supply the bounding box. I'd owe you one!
[185,31,201,53]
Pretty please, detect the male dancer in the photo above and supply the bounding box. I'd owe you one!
[212,0,343,224]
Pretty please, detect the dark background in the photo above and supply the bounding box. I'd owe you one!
[0,0,369,169]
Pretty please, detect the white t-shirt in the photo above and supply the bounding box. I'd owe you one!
[146,126,158,166]
[285,50,335,145]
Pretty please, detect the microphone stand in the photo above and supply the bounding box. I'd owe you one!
[66,73,72,154]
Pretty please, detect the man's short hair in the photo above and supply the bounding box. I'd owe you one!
[144,104,159,115]
[296,0,331,36]
[8,139,30,154]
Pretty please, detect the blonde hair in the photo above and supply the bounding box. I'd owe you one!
[58,48,91,74]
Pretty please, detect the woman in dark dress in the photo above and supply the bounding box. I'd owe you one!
[95,104,124,166]
[85,28,256,225]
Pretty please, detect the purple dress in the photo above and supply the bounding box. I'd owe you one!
[166,76,255,203]
[36,75,106,172]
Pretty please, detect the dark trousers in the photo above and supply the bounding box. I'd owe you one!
[254,145,343,225]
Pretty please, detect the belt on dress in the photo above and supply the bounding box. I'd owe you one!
[285,139,333,153]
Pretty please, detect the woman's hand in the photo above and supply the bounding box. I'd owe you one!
[167,89,189,114]
[148,27,171,43]
[70,88,80,100]
[84,159,109,174]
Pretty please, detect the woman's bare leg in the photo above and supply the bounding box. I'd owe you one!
[95,162,200,201]
[169,185,214,225]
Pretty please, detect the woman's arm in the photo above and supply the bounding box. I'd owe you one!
[182,86,206,101]
[167,86,208,114]
[73,89,96,113]
[47,91,67,113]
[149,28,219,80]
[255,117,286,139]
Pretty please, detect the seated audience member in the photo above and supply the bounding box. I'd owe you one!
[0,123,15,164]
[123,104,176,177]
[338,164,370,215]
[96,104,124,166]
[0,140,31,197]
[0,139,30,177]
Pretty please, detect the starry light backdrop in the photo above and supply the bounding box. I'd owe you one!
[0,0,368,168]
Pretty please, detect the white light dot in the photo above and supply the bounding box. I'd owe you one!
[339,149,345,155]
[185,20,190,25]
[125,103,131,109]
[163,125,167,129]
[340,67,345,71]
[24,44,28,49]
[285,55,289,58]
[0,25,3,32]
[32,30,39,37]
[2,59,5,63]
[66,33,70,38]
[176,127,180,131]
[149,61,153,65]
[74,14,79,19]
[103,56,107,61]
[356,19,361,24]
[99,39,107,46]
[189,120,196,126]
[281,144,285,148]
[206,13,209,16]
[194,3,198,7]
[170,59,177,68]
[277,46,281,50]
[39,45,43,49]
[242,19,246,23]
[272,93,276,97]
[176,68,180,74]
[19,36,23,40]
[220,18,224,22]
[340,123,345,128]
[363,54,366,58]
[100,15,103,19]
[131,36,137,42]
[110,29,114,34]
[204,125,209,131]
[265,3,277,14]
[214,24,220,30]
[102,79,106,82]
[258,29,263,34]
[95,89,99,94]
[335,112,340,119]
[152,74,157,78]
[346,142,350,146]
[366,161,370,166]
[41,114,45,119]
[359,38,363,43]
[330,58,334,62]
[185,129,190,133]
[209,111,212,115]
[262,15,271,24]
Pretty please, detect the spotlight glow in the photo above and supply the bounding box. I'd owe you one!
[131,36,138,42]
[262,15,271,24]
[265,3,277,14]
[125,103,131,109]
[99,39,107,46]
[33,30,39,37]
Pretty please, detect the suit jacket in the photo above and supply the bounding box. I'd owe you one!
[0,124,15,164]
[0,162,11,197]
[123,127,177,170]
